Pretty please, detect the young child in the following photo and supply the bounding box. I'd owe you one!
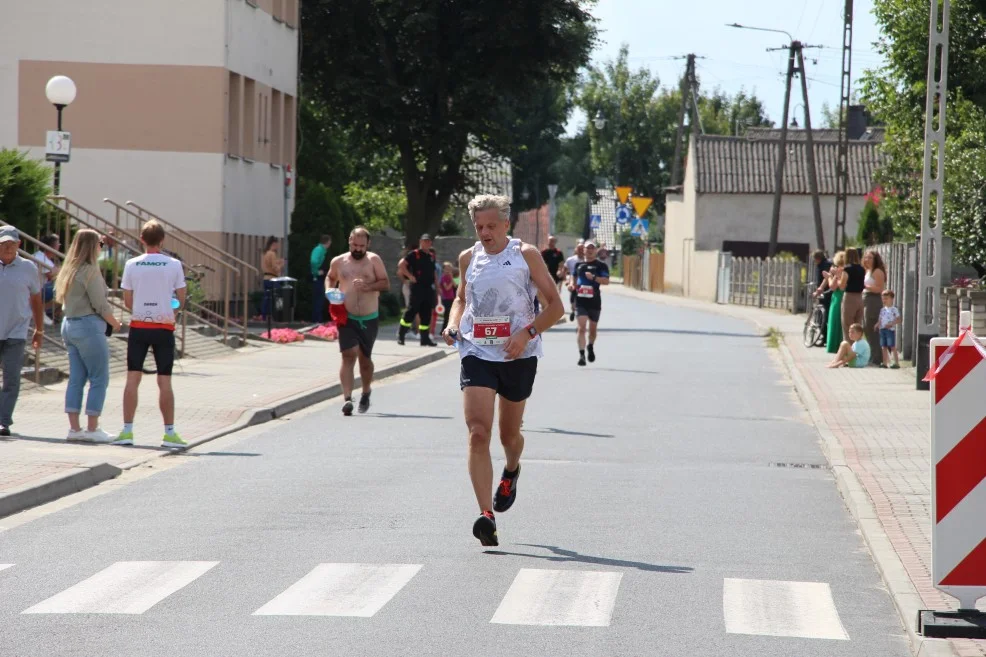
[827,323,870,369]
[877,289,902,369]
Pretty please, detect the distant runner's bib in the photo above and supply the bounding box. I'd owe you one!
[473,316,511,345]
[577,285,595,298]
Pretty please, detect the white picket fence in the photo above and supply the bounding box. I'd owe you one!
[720,256,807,313]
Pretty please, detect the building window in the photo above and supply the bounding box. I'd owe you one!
[283,94,296,168]
[271,90,283,165]
[243,78,256,160]
[228,72,242,157]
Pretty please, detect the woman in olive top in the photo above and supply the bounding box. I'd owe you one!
[841,248,866,343]
[260,236,284,320]
[862,249,888,365]
[54,229,123,442]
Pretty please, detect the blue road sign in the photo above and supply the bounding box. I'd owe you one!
[590,214,602,229]
[615,205,632,225]
[630,219,650,237]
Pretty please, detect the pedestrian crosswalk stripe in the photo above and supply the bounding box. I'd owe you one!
[22,561,219,615]
[253,563,423,617]
[0,564,12,573]
[490,569,623,627]
[723,578,849,640]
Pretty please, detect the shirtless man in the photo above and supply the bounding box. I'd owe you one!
[326,227,390,416]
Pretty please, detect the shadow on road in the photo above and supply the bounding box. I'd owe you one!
[525,427,615,438]
[2,435,166,451]
[552,327,760,339]
[589,367,660,375]
[367,413,454,420]
[486,544,694,574]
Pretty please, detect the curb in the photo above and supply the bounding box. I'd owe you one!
[0,349,450,519]
[0,463,122,520]
[610,285,957,657]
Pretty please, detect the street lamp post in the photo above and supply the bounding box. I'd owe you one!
[45,75,77,196]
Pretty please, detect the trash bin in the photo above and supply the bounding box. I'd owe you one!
[270,276,296,323]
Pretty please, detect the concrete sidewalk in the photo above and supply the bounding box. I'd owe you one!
[611,285,985,657]
[0,335,451,520]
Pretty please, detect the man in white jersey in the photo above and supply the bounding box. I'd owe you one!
[114,220,187,448]
[442,194,564,547]
[564,240,585,321]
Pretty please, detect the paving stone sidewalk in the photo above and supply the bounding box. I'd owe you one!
[611,285,985,657]
[0,334,452,517]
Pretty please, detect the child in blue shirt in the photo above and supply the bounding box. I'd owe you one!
[827,323,870,369]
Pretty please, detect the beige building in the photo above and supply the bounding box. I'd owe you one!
[664,133,882,301]
[0,0,299,267]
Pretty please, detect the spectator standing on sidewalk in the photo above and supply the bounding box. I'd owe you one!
[841,248,865,343]
[877,290,902,369]
[310,234,332,324]
[115,220,187,449]
[862,249,887,366]
[810,249,832,316]
[259,236,284,320]
[0,225,44,437]
[439,261,456,332]
[823,251,847,354]
[55,229,123,443]
[33,234,61,325]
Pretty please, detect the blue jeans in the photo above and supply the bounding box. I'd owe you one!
[0,338,26,427]
[61,315,110,416]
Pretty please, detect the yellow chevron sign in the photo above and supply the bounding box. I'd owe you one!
[615,186,633,205]
[631,196,653,218]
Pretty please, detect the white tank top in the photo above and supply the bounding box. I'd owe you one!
[458,239,543,362]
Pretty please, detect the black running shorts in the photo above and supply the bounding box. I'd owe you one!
[459,355,538,403]
[576,306,601,323]
[127,327,176,375]
[338,317,379,357]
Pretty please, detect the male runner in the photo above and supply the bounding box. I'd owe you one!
[540,236,565,295]
[327,227,390,416]
[563,240,585,321]
[397,233,438,347]
[442,194,564,547]
[115,220,187,448]
[571,240,609,367]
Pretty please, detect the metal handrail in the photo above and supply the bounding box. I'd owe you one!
[124,200,259,274]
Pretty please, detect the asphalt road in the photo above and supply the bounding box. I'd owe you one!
[0,293,910,657]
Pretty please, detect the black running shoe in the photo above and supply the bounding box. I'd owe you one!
[358,391,371,414]
[493,465,520,512]
[0,426,9,437]
[587,344,595,363]
[472,511,498,547]
[342,399,354,416]
[421,337,437,347]
[397,336,405,346]
[578,356,586,367]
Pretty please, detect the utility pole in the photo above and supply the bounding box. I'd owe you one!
[670,54,705,188]
[767,39,824,256]
[833,0,855,252]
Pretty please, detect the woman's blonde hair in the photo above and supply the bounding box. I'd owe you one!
[832,251,846,266]
[55,229,102,304]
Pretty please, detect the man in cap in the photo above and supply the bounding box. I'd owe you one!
[397,233,440,347]
[0,225,45,436]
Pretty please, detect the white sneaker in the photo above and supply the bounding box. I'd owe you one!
[84,428,115,444]
[66,429,90,442]
[43,315,54,327]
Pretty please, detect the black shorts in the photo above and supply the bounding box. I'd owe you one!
[338,317,379,357]
[576,305,601,323]
[127,327,176,375]
[459,355,538,403]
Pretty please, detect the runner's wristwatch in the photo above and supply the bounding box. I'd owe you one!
[525,324,537,339]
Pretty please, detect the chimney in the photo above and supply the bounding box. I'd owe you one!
[847,105,867,140]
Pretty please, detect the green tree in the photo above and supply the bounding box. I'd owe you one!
[341,182,407,233]
[554,191,589,234]
[697,88,773,135]
[860,0,986,272]
[302,0,597,247]
[0,149,52,237]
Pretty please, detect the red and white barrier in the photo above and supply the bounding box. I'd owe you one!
[927,311,986,610]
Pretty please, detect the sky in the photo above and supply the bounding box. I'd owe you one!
[567,0,887,134]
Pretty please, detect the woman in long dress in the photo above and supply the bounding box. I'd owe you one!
[826,251,847,353]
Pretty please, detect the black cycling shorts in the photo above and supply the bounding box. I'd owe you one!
[459,355,538,403]
[338,317,379,357]
[127,327,176,375]
[576,305,601,323]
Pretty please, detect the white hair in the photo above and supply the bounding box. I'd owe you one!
[467,194,511,221]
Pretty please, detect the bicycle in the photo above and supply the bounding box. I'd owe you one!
[803,298,828,348]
